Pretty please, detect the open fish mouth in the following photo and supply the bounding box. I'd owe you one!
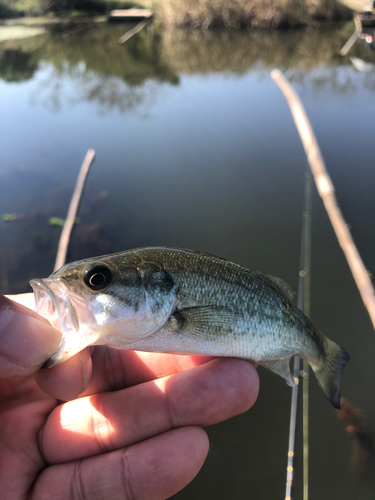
[30,278,81,367]
[30,279,65,331]
[30,278,81,334]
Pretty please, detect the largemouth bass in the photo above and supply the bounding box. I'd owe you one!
[30,247,350,408]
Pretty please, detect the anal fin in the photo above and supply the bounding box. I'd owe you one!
[259,359,296,387]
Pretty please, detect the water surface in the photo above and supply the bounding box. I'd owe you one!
[1,22,375,499]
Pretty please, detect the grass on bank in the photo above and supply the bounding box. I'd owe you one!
[159,0,352,28]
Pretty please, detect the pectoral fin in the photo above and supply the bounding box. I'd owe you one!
[259,359,296,387]
[170,305,240,337]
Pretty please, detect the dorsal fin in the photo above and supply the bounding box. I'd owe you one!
[255,272,295,302]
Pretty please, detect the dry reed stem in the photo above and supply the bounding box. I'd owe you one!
[118,20,150,44]
[340,15,362,55]
[54,149,95,272]
[271,69,375,330]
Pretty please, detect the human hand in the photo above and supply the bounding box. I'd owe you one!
[1,293,259,500]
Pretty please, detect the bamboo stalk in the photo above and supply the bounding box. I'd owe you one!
[54,149,95,272]
[271,69,375,330]
[118,20,149,44]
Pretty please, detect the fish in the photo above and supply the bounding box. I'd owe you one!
[30,246,350,408]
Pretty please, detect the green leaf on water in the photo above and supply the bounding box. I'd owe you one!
[2,213,18,222]
[48,217,65,227]
[48,217,80,227]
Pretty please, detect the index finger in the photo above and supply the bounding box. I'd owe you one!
[81,346,217,396]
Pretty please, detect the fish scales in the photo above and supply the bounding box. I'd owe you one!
[124,248,305,360]
[30,246,350,408]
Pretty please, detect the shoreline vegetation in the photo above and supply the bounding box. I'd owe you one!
[159,0,352,28]
[0,0,353,29]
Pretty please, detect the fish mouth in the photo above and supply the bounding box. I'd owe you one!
[30,278,67,331]
[30,278,81,367]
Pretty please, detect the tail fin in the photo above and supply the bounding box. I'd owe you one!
[311,337,350,409]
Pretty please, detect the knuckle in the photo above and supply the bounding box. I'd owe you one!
[71,460,85,500]
[120,450,137,500]
[163,383,178,429]
[90,394,116,454]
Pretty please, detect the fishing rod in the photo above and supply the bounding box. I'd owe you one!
[302,174,312,500]
[285,171,312,500]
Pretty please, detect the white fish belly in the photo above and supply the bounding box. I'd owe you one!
[115,322,311,362]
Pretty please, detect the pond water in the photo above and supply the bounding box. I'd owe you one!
[1,21,375,499]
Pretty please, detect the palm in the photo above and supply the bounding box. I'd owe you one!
[1,296,259,499]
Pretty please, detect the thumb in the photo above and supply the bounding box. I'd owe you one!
[0,295,61,379]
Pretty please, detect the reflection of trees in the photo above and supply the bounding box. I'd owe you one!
[290,65,375,93]
[160,27,341,74]
[80,74,149,110]
[4,21,375,108]
[33,66,163,113]
[159,22,375,91]
[0,47,39,82]
[18,24,179,112]
[38,24,179,85]
[160,24,356,74]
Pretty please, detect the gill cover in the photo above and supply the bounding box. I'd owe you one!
[30,261,179,366]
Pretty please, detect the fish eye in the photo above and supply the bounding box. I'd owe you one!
[84,265,112,291]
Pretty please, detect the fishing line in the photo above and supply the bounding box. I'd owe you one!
[285,171,312,500]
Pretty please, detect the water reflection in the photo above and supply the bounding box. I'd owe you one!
[0,47,39,82]
[0,24,179,111]
[31,68,166,113]
[2,21,375,107]
[161,25,375,92]
[338,399,375,500]
[0,166,117,292]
